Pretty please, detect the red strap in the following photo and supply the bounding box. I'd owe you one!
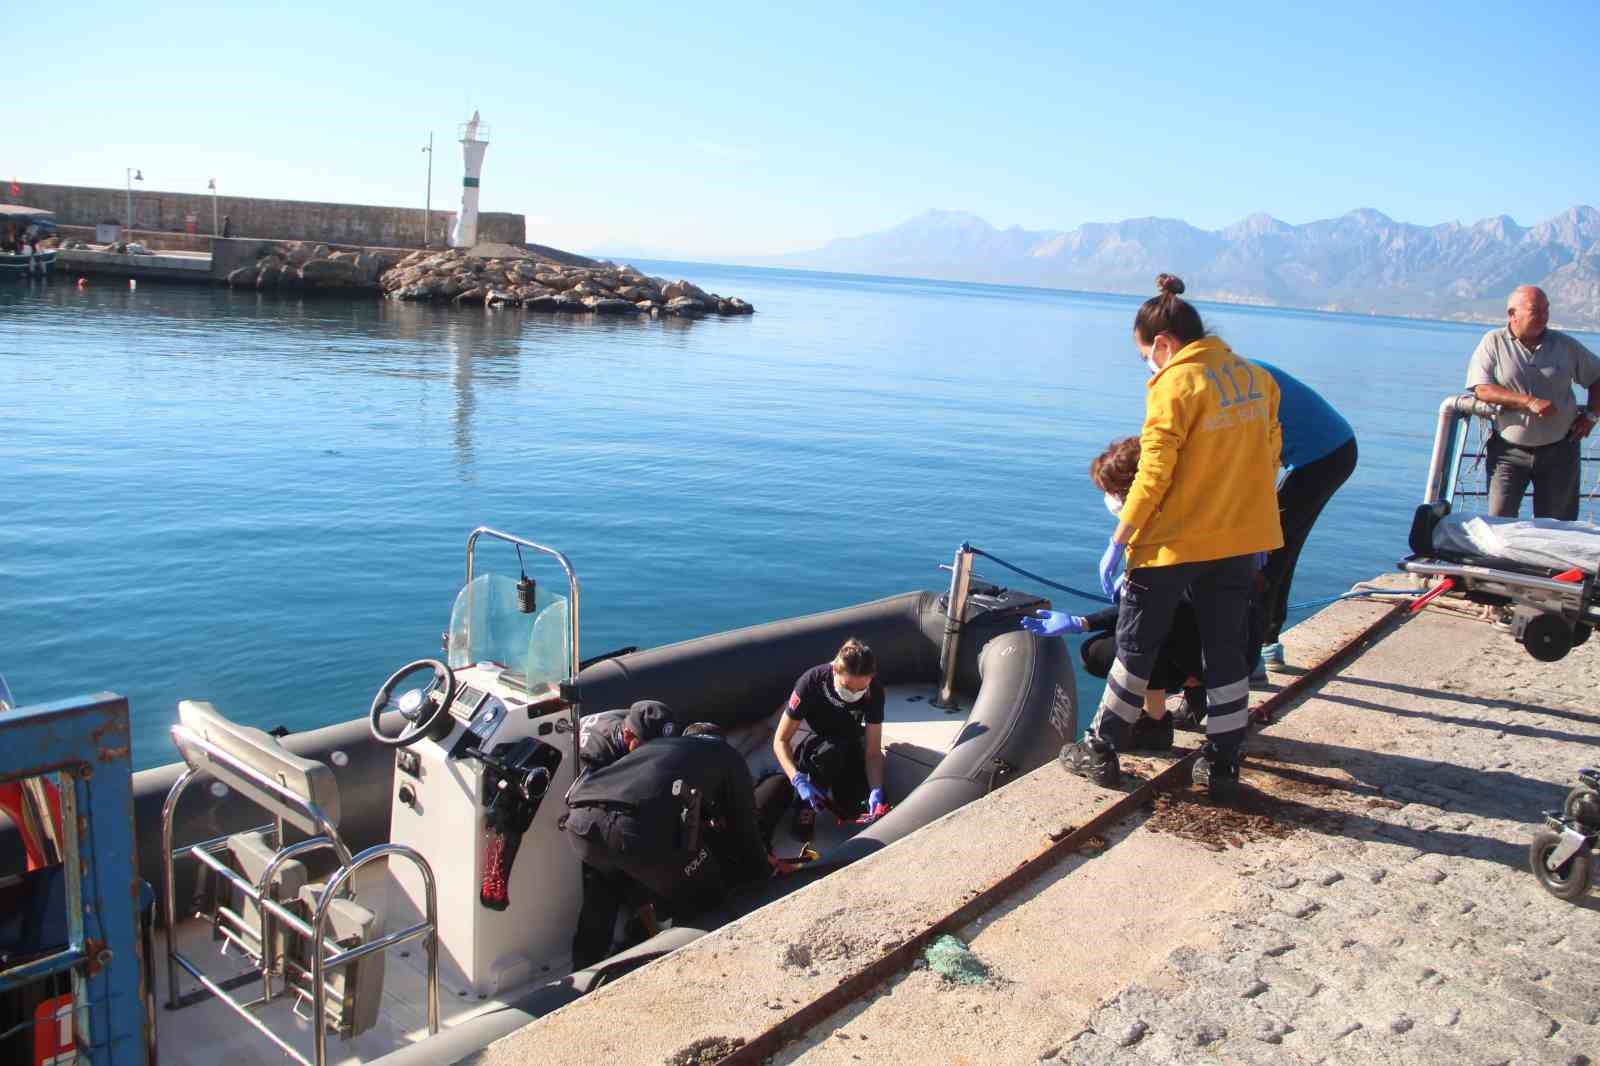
[1409,577,1455,615]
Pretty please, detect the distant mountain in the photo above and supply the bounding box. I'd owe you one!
[777,206,1600,328]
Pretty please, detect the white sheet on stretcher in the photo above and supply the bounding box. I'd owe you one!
[1434,513,1600,574]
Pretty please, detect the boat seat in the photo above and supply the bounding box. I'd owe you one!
[222,829,308,973]
[176,699,342,837]
[294,882,386,1038]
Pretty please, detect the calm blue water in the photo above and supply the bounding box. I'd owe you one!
[5,265,1595,769]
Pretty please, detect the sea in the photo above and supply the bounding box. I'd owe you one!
[5,263,1597,769]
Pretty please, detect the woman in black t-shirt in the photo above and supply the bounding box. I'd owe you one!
[772,638,889,830]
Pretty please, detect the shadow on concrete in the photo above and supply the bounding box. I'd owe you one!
[1308,689,1600,748]
[1229,732,1558,875]
[1328,673,1600,727]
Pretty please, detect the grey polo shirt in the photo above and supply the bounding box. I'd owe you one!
[1465,327,1600,446]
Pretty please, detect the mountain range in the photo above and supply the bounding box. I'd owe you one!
[775,206,1600,328]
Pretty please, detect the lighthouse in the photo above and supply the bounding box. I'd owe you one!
[450,111,489,248]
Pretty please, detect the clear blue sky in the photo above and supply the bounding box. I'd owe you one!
[16,1,1598,259]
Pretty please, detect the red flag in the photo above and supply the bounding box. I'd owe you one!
[8,178,18,197]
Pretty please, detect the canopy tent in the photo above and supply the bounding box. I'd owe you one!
[0,204,54,220]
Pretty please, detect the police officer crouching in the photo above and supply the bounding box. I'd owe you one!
[563,721,793,969]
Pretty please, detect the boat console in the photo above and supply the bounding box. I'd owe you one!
[380,529,584,997]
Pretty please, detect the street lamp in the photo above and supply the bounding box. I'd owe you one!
[421,133,433,248]
[125,167,142,241]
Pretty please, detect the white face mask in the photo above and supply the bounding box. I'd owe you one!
[1142,339,1165,376]
[1103,493,1124,517]
[834,675,868,703]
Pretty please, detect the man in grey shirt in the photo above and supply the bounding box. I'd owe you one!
[1465,286,1600,520]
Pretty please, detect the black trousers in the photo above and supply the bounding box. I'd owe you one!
[1486,433,1581,521]
[1093,554,1256,758]
[795,732,869,814]
[1081,601,1204,692]
[1260,437,1358,644]
[568,813,730,970]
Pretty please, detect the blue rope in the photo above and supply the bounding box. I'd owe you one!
[969,546,1413,613]
[967,547,1113,605]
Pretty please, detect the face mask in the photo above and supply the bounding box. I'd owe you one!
[1103,493,1124,517]
[1142,342,1162,376]
[834,675,868,703]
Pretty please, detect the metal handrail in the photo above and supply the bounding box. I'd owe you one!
[310,843,440,1066]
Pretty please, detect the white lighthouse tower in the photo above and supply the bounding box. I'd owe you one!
[449,111,490,248]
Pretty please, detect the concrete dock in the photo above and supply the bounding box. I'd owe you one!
[461,587,1600,1066]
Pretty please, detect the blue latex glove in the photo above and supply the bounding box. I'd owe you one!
[1254,551,1269,571]
[856,787,891,825]
[791,772,827,811]
[1021,609,1087,637]
[1099,539,1127,599]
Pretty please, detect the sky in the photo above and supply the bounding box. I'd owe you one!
[13,1,1599,260]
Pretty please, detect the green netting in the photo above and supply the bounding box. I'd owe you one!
[923,934,990,985]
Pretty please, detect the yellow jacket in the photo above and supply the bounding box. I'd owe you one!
[1120,336,1285,568]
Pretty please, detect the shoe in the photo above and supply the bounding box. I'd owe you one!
[1193,745,1241,803]
[1059,735,1120,787]
[1128,714,1174,752]
[1249,653,1268,683]
[1171,687,1207,732]
[1260,642,1285,668]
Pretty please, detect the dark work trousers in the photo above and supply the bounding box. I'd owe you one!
[1486,433,1582,521]
[568,815,729,969]
[1081,601,1205,692]
[795,732,869,814]
[1260,437,1359,644]
[1092,554,1257,758]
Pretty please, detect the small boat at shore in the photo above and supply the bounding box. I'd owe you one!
[1,528,1075,1066]
[0,205,58,278]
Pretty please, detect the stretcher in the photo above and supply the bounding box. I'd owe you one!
[1403,499,1600,661]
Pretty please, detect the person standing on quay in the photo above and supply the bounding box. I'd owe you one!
[1466,285,1600,520]
[1055,275,1283,801]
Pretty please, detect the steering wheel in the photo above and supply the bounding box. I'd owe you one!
[370,659,457,748]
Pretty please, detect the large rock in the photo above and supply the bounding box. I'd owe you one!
[227,266,258,287]
[536,273,575,291]
[255,264,281,289]
[723,297,755,315]
[300,257,358,287]
[664,296,706,318]
[585,296,637,315]
[525,294,561,312]
[552,293,587,312]
[663,279,711,302]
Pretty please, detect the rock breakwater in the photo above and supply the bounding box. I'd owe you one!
[379,248,754,317]
[223,240,400,292]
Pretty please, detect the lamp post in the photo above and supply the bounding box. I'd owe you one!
[207,178,219,235]
[421,132,433,247]
[124,167,142,241]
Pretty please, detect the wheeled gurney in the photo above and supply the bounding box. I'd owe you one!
[1400,392,1600,662]
[1403,500,1600,661]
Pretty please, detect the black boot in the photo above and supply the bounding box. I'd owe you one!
[1193,743,1241,803]
[1059,734,1120,787]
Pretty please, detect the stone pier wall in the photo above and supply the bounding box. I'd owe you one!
[8,181,523,249]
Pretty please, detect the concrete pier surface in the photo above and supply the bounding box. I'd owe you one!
[468,590,1600,1066]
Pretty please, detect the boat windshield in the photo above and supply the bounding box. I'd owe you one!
[445,573,571,691]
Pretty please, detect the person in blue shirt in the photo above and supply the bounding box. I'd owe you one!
[1251,363,1357,666]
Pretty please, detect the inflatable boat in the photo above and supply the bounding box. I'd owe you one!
[1,528,1075,1066]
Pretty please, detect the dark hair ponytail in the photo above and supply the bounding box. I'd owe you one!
[833,637,876,677]
[1133,273,1206,347]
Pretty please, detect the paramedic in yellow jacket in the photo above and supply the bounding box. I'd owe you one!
[1059,274,1284,801]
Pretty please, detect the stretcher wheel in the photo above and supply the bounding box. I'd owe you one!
[1572,623,1592,648]
[1529,829,1591,901]
[1519,613,1572,662]
[1565,786,1600,828]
